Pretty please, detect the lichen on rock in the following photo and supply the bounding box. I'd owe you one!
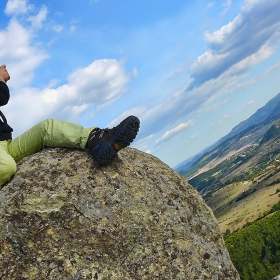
[0,147,240,279]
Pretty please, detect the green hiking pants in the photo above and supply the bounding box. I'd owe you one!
[0,118,94,188]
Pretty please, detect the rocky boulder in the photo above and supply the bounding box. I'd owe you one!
[0,147,240,279]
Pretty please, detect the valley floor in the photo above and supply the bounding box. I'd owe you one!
[207,182,280,233]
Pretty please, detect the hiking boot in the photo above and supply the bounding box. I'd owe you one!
[86,115,140,165]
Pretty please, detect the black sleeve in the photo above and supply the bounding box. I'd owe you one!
[0,81,10,106]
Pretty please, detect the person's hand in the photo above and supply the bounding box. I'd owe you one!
[0,65,10,83]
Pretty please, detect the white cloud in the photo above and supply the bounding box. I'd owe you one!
[68,59,131,105]
[139,71,235,140]
[0,2,134,136]
[209,98,255,129]
[234,99,255,113]
[69,19,79,32]
[231,45,275,74]
[188,0,280,90]
[156,120,194,146]
[6,59,133,136]
[4,87,47,132]
[138,42,269,143]
[2,0,279,166]
[209,114,231,128]
[242,0,263,11]
[0,19,48,89]
[222,0,232,14]
[201,98,230,113]
[106,106,146,128]
[262,60,280,76]
[73,104,89,114]
[5,0,33,16]
[191,134,198,139]
[134,134,154,152]
[42,59,132,109]
[207,2,215,9]
[27,5,48,29]
[70,25,76,32]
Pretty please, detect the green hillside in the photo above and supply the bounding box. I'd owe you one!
[224,203,280,280]
[260,120,280,145]
[178,108,280,279]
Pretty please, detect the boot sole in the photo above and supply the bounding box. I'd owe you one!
[93,116,140,165]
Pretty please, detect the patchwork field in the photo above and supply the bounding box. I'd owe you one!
[207,181,251,213]
[206,182,280,233]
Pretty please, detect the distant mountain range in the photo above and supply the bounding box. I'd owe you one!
[178,91,280,280]
[223,92,280,141]
[176,89,280,201]
[175,91,280,175]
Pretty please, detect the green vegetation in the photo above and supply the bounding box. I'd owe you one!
[187,148,280,201]
[189,170,219,192]
[225,207,280,280]
[261,200,280,218]
[181,149,221,178]
[240,200,280,228]
[181,119,280,279]
[181,121,263,181]
[188,152,252,192]
[260,120,280,145]
[183,120,280,195]
[225,155,280,186]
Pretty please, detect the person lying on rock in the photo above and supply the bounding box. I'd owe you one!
[0,64,140,188]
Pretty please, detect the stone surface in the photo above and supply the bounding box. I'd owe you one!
[0,147,240,279]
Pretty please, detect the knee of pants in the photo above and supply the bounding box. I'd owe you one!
[0,156,17,187]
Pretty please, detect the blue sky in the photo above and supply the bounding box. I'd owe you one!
[0,0,280,168]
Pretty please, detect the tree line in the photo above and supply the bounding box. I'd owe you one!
[225,209,280,279]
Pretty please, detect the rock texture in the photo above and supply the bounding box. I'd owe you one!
[0,147,239,280]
